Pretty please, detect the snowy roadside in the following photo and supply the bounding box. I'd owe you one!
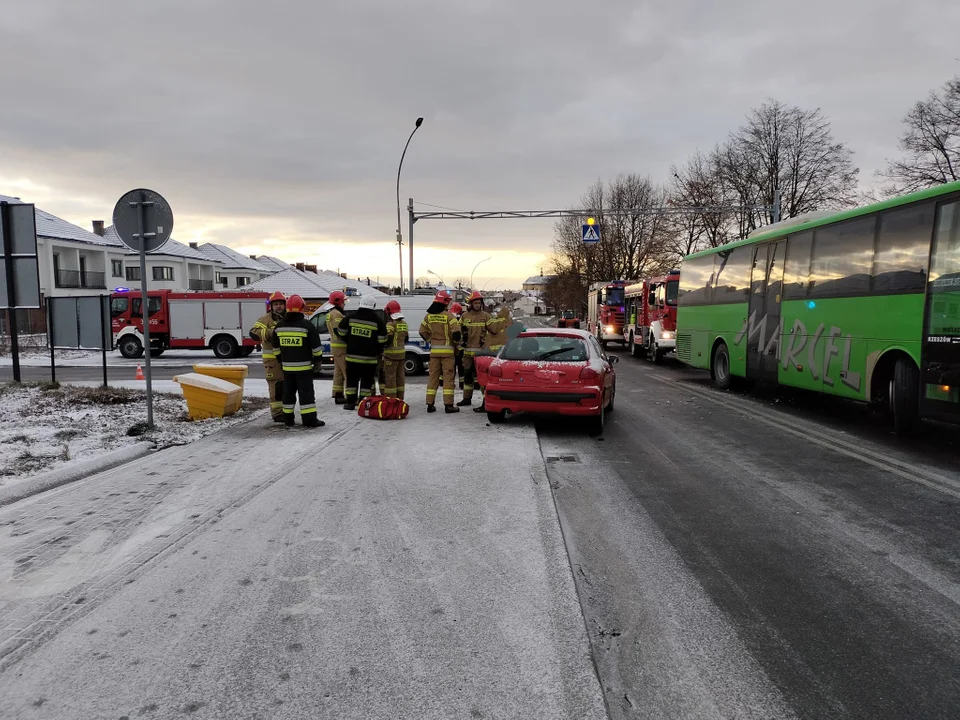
[0,348,266,368]
[0,382,270,490]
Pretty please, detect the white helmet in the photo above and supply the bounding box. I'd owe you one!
[359,295,377,309]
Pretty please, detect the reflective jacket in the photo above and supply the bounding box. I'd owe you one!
[249,311,283,360]
[336,308,387,364]
[384,317,409,360]
[483,310,512,350]
[325,308,346,354]
[459,309,493,356]
[270,313,323,372]
[419,308,461,357]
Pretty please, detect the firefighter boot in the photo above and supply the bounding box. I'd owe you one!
[427,404,437,413]
[302,416,325,428]
[456,398,472,407]
[334,392,346,405]
[445,404,460,414]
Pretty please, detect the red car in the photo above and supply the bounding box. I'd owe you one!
[481,328,618,433]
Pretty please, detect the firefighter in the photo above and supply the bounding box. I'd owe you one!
[270,294,324,427]
[473,304,514,413]
[382,299,408,400]
[249,291,286,422]
[457,291,494,407]
[419,290,462,413]
[336,295,388,410]
[450,302,465,390]
[324,290,348,404]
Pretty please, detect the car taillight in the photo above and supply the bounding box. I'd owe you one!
[490,364,503,378]
[580,367,599,380]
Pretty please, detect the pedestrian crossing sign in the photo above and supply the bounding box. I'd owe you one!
[582,224,600,244]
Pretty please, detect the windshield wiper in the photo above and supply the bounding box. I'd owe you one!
[536,349,575,360]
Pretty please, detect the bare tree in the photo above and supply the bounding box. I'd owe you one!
[879,76,960,194]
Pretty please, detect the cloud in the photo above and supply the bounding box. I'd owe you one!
[0,0,957,286]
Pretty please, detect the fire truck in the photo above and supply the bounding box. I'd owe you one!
[623,269,680,363]
[111,289,270,359]
[586,280,630,348]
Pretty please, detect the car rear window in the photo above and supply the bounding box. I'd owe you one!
[501,336,588,362]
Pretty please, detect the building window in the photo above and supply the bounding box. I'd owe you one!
[112,260,123,278]
[236,276,250,287]
[126,266,141,281]
[153,266,174,281]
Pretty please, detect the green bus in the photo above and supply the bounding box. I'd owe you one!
[676,180,960,434]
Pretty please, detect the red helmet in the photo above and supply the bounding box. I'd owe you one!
[384,300,401,316]
[268,291,286,303]
[286,294,306,313]
[450,303,463,315]
[433,290,451,304]
[467,290,483,303]
[328,290,346,308]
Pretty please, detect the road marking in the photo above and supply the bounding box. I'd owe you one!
[640,370,960,501]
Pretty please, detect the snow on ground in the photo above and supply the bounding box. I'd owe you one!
[0,382,271,490]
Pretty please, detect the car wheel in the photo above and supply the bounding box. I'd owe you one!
[487,410,506,424]
[588,400,605,436]
[404,353,423,375]
[891,357,921,436]
[119,336,144,359]
[212,335,239,359]
[712,342,732,390]
[606,383,615,413]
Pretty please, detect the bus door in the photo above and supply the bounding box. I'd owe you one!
[746,241,785,384]
[920,199,960,420]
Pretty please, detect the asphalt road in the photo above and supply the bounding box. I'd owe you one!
[534,346,960,719]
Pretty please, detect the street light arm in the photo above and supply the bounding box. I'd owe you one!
[470,256,492,290]
[396,122,423,238]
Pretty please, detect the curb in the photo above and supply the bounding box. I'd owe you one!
[0,442,156,507]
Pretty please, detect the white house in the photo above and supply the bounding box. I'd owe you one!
[100,225,223,292]
[196,243,272,289]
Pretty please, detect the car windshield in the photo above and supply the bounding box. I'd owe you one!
[562,310,575,318]
[500,335,589,362]
[666,280,679,306]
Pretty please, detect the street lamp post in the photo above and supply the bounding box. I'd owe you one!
[397,117,423,295]
[470,256,492,291]
[427,269,445,288]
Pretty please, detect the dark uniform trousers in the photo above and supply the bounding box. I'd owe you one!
[345,359,378,402]
[282,370,317,420]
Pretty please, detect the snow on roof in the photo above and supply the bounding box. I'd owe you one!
[523,275,555,285]
[0,194,123,247]
[100,225,216,262]
[315,270,389,298]
[237,267,344,298]
[253,255,293,273]
[197,243,270,272]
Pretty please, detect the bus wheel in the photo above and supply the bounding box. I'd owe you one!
[712,342,732,390]
[891,357,921,436]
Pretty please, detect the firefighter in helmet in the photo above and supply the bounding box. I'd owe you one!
[249,291,286,422]
[323,290,348,404]
[270,294,325,427]
[382,299,408,400]
[457,291,494,407]
[474,304,514,413]
[419,290,462,413]
[336,295,388,409]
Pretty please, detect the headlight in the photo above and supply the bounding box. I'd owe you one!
[662,331,675,339]
[605,325,614,334]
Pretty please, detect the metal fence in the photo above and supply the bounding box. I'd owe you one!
[0,308,47,352]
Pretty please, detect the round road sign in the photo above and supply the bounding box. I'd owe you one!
[112,189,174,253]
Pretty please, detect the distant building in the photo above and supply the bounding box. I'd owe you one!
[101,226,221,292]
[522,275,556,293]
[196,242,272,289]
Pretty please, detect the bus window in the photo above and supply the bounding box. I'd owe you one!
[679,254,716,305]
[873,203,933,294]
[783,232,813,298]
[809,217,876,298]
[110,297,129,317]
[713,247,752,304]
[927,201,960,336]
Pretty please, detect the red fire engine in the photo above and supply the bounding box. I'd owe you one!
[111,289,270,359]
[586,280,629,348]
[623,270,680,363]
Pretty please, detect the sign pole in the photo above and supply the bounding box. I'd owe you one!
[1,203,21,383]
[135,193,154,428]
[100,295,109,389]
[47,300,56,385]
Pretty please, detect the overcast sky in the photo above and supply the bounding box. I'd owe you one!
[1,0,957,289]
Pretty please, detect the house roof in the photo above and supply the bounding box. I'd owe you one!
[100,226,216,262]
[316,270,389,298]
[253,255,293,273]
[237,268,344,298]
[197,243,270,272]
[523,275,555,285]
[0,194,124,247]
